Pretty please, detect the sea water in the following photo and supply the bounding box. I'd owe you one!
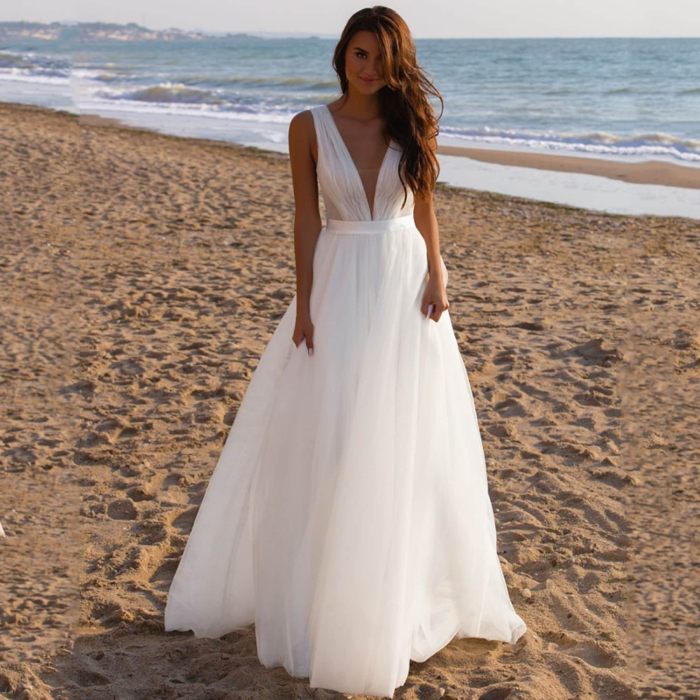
[2,27,699,216]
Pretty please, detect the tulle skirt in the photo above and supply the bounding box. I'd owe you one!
[164,213,527,698]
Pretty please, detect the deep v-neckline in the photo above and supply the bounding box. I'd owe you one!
[324,104,392,221]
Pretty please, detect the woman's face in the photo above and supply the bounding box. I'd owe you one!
[344,30,387,94]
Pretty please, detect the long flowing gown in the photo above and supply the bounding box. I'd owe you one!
[163,102,527,698]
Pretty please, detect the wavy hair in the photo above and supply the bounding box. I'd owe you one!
[331,6,444,207]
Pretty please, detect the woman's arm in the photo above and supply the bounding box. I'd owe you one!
[414,189,444,282]
[288,110,322,350]
[413,135,449,322]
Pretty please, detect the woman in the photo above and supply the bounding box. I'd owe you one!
[164,6,527,698]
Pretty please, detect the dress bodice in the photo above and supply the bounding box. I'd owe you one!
[310,103,415,222]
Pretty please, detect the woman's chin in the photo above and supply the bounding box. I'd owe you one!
[354,81,384,94]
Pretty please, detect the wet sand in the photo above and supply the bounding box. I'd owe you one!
[437,143,700,190]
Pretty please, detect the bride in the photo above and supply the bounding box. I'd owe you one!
[164,6,527,698]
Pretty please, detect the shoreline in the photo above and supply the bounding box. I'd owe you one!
[81,103,700,191]
[4,99,699,201]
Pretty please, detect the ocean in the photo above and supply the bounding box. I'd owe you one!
[1,29,699,166]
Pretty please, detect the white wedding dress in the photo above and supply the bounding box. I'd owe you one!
[164,102,527,698]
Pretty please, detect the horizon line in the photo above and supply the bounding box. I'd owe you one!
[0,19,698,40]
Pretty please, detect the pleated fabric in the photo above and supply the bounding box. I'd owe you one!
[164,101,527,699]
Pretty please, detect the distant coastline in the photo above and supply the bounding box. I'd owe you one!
[0,20,240,42]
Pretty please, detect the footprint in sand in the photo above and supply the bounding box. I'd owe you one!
[106,499,138,520]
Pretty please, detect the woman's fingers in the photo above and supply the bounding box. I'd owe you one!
[292,321,315,355]
[422,299,449,321]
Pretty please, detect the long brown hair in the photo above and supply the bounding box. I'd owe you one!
[331,6,444,207]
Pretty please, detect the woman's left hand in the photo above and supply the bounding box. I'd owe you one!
[421,271,449,322]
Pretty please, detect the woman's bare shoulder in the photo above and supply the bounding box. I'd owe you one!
[290,106,318,126]
[288,109,317,163]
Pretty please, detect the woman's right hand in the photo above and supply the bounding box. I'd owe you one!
[292,310,315,356]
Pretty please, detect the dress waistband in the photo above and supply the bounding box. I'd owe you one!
[324,214,416,235]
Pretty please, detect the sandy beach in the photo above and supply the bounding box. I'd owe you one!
[0,100,698,699]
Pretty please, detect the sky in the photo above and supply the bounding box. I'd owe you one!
[2,0,700,38]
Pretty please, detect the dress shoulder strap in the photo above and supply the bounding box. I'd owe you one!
[310,105,329,165]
